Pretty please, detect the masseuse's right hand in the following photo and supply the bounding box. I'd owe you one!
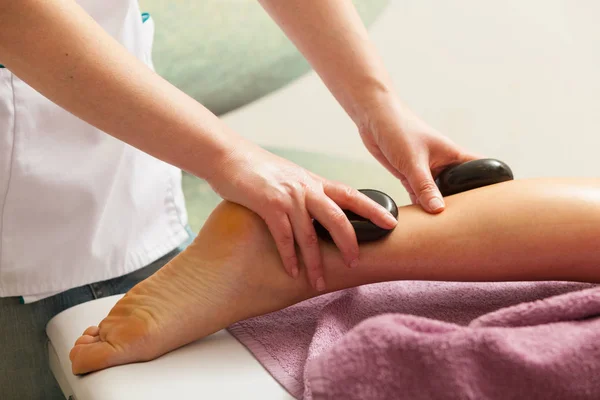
[207,143,398,292]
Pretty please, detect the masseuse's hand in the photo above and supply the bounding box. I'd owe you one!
[256,1,480,214]
[359,99,479,213]
[208,143,398,292]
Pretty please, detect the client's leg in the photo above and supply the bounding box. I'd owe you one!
[70,178,600,374]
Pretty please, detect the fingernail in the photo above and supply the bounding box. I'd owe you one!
[349,258,359,269]
[291,266,299,279]
[428,197,444,212]
[315,277,326,292]
[384,212,398,227]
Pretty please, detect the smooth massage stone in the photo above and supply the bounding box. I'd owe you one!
[435,158,514,197]
[314,189,398,243]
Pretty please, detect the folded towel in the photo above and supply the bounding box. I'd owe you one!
[228,281,599,399]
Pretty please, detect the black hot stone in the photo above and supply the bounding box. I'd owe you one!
[314,189,398,243]
[435,158,514,197]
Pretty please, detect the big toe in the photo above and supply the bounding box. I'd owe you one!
[70,341,118,375]
[83,326,100,336]
[74,334,100,346]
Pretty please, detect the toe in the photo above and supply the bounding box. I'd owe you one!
[70,341,118,375]
[83,326,100,336]
[74,335,100,346]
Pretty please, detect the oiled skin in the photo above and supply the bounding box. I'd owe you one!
[70,178,600,375]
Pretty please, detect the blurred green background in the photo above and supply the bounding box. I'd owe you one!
[138,0,399,232]
[139,0,390,115]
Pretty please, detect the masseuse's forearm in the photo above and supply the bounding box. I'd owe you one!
[258,0,395,125]
[0,0,238,180]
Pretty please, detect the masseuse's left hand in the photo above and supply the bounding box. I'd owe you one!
[358,97,479,213]
[258,0,480,215]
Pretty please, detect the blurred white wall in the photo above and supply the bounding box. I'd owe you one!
[223,0,600,179]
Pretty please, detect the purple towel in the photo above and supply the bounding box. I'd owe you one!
[228,281,600,399]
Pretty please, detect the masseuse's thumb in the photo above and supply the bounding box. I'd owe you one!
[406,164,445,214]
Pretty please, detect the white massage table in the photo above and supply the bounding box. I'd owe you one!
[47,295,294,400]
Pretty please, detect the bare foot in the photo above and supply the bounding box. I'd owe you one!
[69,202,313,375]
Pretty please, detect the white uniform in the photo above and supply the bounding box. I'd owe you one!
[0,0,189,302]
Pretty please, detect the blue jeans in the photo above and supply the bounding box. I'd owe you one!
[0,228,195,399]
